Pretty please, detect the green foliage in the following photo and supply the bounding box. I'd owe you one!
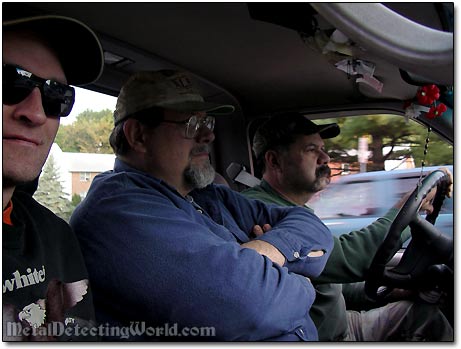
[55,109,114,153]
[71,193,82,207]
[33,155,74,222]
[409,129,454,166]
[322,114,453,171]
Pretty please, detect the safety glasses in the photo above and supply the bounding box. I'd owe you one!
[3,63,75,117]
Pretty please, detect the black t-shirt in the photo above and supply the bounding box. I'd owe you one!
[3,190,97,341]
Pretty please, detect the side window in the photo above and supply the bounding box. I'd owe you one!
[392,177,419,203]
[440,196,453,214]
[247,117,270,178]
[310,180,383,218]
[80,172,91,182]
[394,176,453,215]
[33,87,117,222]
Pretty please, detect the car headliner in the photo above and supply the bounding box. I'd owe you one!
[5,2,453,176]
[5,3,453,117]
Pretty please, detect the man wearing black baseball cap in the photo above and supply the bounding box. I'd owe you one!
[243,112,453,341]
[3,12,103,341]
[251,112,339,201]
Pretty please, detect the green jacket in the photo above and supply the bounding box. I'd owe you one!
[242,179,411,341]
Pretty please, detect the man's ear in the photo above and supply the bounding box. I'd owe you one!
[123,119,147,153]
[265,150,281,171]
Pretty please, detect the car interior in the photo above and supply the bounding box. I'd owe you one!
[5,2,454,335]
[6,2,454,182]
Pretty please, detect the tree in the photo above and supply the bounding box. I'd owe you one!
[409,127,454,167]
[322,114,453,171]
[55,108,114,153]
[71,193,82,207]
[33,155,74,222]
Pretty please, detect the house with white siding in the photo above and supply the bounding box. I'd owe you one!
[46,143,115,199]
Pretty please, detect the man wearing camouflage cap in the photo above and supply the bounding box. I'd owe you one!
[71,70,334,341]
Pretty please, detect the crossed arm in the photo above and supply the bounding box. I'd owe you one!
[243,224,325,266]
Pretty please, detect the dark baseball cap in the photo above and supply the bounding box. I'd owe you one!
[253,112,340,159]
[3,14,104,86]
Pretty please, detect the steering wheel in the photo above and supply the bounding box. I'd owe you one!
[365,170,453,301]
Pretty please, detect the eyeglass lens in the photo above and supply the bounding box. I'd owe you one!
[185,115,215,138]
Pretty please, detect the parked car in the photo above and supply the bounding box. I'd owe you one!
[309,166,453,242]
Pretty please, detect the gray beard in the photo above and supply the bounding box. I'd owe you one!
[184,144,217,189]
[184,160,216,189]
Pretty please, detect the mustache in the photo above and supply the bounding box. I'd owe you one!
[190,144,210,156]
[316,165,331,178]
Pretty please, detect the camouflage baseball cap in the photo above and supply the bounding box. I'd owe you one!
[114,69,235,125]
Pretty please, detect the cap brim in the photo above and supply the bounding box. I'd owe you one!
[159,101,235,115]
[318,123,340,139]
[3,15,104,86]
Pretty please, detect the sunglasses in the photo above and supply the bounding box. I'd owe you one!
[3,63,75,117]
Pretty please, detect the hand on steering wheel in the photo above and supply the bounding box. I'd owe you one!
[365,168,453,301]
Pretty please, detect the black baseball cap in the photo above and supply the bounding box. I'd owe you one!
[3,13,104,86]
[253,112,340,160]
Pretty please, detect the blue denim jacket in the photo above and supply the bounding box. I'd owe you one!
[70,159,333,341]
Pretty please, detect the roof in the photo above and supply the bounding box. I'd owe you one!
[9,3,453,118]
[66,152,115,173]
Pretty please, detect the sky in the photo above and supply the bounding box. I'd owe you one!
[62,86,117,125]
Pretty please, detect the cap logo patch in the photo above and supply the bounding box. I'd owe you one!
[171,76,192,89]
